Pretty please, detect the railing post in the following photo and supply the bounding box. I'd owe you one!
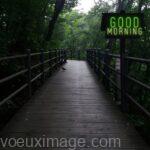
[59,50,61,65]
[27,49,31,98]
[62,50,64,63]
[56,49,58,68]
[94,49,97,72]
[103,50,110,90]
[98,50,101,76]
[88,50,90,63]
[49,50,52,75]
[87,50,89,63]
[114,57,121,102]
[60,50,63,64]
[57,50,59,66]
[90,50,92,66]
[64,50,67,63]
[93,49,95,69]
[91,50,94,68]
[40,49,44,83]
[55,50,58,69]
[86,50,88,61]
[120,38,128,112]
[89,50,92,66]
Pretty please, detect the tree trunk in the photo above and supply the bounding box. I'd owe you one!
[46,0,65,41]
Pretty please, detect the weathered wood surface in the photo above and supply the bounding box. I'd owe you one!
[0,60,149,150]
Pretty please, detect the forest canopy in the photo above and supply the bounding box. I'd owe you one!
[50,0,150,58]
[0,0,149,57]
[0,0,77,55]
[0,0,149,141]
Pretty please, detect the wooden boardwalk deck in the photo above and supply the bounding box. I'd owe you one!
[0,60,149,150]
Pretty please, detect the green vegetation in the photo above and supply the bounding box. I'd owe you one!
[0,0,149,141]
[0,0,77,56]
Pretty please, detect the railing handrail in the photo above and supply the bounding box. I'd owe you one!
[86,49,150,119]
[0,54,27,62]
[87,49,150,63]
[0,49,67,106]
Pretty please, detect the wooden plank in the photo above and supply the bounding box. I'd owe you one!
[0,60,149,150]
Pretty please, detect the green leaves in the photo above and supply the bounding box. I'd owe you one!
[0,0,78,55]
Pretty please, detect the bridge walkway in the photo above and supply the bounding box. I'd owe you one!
[0,60,149,150]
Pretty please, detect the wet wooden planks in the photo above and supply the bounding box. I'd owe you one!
[0,60,149,150]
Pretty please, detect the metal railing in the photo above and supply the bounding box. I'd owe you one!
[0,49,67,106]
[87,48,150,119]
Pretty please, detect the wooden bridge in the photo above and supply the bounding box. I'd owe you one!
[0,49,149,149]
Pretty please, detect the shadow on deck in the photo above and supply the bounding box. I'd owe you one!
[0,60,149,150]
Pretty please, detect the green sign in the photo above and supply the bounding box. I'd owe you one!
[101,13,144,38]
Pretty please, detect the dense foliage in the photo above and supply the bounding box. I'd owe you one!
[0,0,149,140]
[0,0,77,56]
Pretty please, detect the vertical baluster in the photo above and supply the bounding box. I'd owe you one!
[54,49,57,70]
[98,50,101,77]
[49,50,52,76]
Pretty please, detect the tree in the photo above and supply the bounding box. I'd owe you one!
[0,0,77,55]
